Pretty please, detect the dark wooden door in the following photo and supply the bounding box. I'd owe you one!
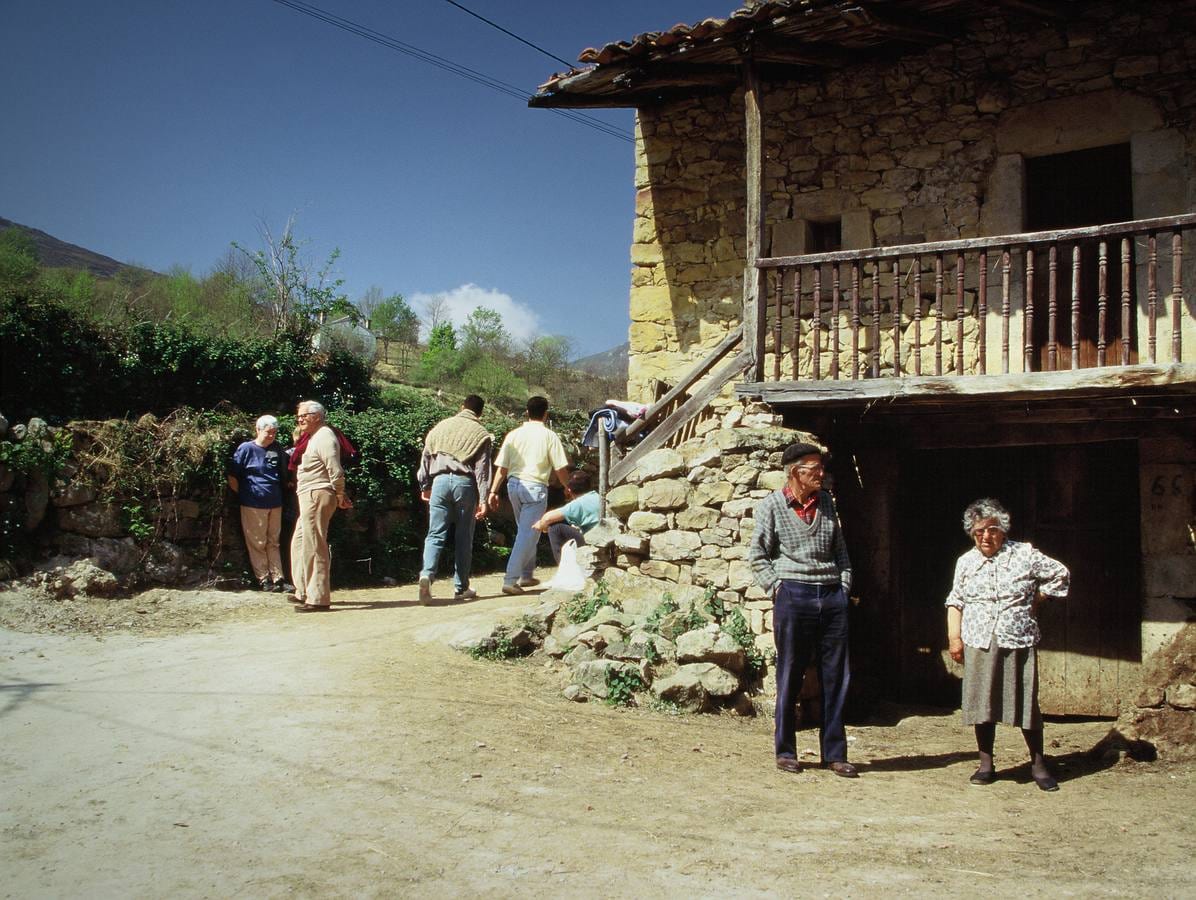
[1026,144,1136,371]
[898,442,1140,715]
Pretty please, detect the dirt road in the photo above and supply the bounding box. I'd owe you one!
[2,571,1193,898]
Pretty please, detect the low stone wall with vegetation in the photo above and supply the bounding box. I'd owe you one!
[0,393,528,592]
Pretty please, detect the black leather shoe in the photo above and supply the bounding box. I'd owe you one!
[776,756,801,774]
[827,761,859,778]
[969,768,996,785]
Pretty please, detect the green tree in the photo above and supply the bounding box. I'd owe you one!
[520,335,573,389]
[369,293,420,344]
[460,307,509,358]
[427,321,457,352]
[411,322,462,385]
[0,227,40,294]
[232,215,347,335]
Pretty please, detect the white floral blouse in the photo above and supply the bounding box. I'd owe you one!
[944,540,1070,649]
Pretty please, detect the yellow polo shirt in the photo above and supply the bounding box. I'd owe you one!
[494,420,568,486]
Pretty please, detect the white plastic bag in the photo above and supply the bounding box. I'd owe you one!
[548,539,586,592]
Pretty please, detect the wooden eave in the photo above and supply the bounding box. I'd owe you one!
[530,0,1076,110]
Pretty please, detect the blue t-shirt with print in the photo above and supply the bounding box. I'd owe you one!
[230,440,287,509]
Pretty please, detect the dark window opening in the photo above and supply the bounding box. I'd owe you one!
[807,219,842,253]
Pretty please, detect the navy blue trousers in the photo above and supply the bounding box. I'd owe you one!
[773,580,851,762]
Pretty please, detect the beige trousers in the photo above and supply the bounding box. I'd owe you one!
[291,489,337,606]
[240,506,283,582]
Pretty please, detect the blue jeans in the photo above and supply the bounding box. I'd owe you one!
[420,474,478,594]
[773,580,851,763]
[504,477,547,585]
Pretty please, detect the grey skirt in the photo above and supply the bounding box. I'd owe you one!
[961,641,1041,729]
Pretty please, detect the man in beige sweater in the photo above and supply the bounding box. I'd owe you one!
[290,400,352,611]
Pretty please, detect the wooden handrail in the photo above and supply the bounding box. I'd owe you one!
[619,324,744,444]
[757,214,1196,269]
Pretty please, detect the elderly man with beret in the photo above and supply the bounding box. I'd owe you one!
[749,441,857,779]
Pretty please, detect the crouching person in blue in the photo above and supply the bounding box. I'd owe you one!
[749,441,857,778]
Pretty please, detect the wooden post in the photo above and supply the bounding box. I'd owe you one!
[742,59,767,382]
[1174,230,1184,363]
[598,422,609,519]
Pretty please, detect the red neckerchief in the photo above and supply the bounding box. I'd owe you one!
[288,426,357,472]
[782,486,818,524]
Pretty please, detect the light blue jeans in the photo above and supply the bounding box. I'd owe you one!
[420,474,478,594]
[504,477,547,586]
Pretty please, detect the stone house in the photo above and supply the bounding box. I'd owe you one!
[533,0,1196,748]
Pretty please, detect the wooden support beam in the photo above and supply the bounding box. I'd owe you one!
[742,58,767,383]
[736,364,1196,407]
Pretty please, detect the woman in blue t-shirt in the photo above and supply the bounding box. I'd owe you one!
[227,415,291,592]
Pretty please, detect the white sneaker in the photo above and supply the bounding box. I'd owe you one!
[453,588,477,601]
[418,576,433,604]
[501,583,524,596]
[517,577,540,587]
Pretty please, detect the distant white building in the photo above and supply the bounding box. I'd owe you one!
[311,314,377,361]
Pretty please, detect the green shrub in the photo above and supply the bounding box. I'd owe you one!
[604,666,644,707]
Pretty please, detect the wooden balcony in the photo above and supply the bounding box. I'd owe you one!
[738,214,1196,408]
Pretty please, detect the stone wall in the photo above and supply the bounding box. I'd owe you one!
[627,0,1196,399]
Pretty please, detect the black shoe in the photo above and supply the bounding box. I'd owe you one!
[1033,773,1059,792]
[969,768,997,785]
[273,580,293,593]
[259,580,274,592]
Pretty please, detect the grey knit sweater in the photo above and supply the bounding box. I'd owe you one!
[749,489,852,597]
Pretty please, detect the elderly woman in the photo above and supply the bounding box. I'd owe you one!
[946,498,1069,792]
[227,414,290,592]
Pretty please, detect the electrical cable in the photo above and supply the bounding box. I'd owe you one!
[439,0,576,70]
[269,0,632,143]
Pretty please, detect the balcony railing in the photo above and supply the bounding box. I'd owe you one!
[751,214,1195,385]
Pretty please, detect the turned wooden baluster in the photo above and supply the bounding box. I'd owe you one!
[892,259,902,376]
[871,262,881,378]
[934,254,944,375]
[1121,237,1132,366]
[955,251,965,375]
[850,262,861,379]
[1174,230,1185,363]
[1024,247,1035,373]
[1048,244,1058,371]
[831,262,841,379]
[773,267,783,381]
[978,250,987,374]
[812,266,823,380]
[792,267,802,379]
[1001,249,1011,374]
[1097,241,1108,367]
[1148,234,1158,365]
[913,257,923,376]
[1070,245,1081,370]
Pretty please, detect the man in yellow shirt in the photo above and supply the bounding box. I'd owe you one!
[487,396,570,595]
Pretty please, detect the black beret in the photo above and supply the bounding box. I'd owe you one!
[782,442,825,465]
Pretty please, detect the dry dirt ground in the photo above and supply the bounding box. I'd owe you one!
[2,569,1193,899]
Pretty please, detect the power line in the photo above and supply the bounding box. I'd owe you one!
[268,0,632,144]
[439,0,575,70]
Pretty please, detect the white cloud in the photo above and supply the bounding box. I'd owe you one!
[411,283,542,346]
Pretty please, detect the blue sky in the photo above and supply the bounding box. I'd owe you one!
[1,1,733,356]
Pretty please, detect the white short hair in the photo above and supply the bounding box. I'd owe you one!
[299,400,326,420]
[256,415,279,431]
